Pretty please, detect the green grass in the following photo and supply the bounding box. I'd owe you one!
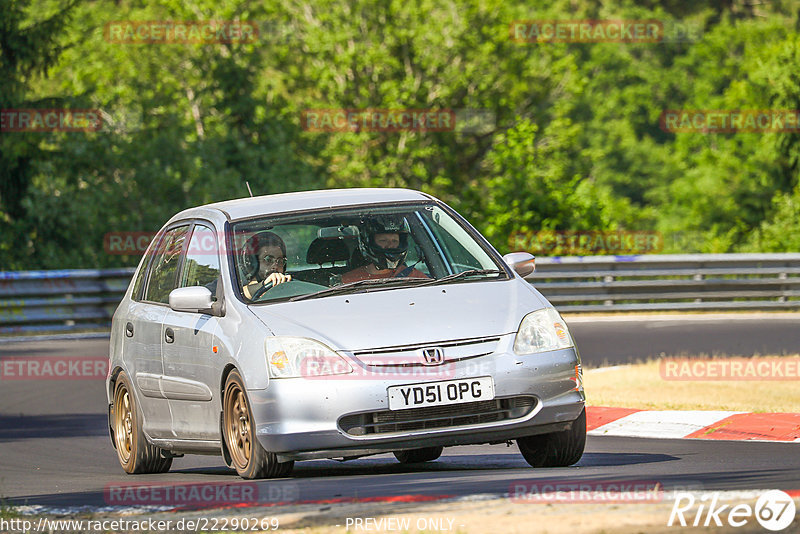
[0,501,21,520]
[584,356,800,412]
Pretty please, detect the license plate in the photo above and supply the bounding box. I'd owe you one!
[387,377,495,411]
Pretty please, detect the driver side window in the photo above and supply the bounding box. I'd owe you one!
[180,224,220,291]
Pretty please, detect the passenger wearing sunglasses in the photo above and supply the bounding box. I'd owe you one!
[241,231,292,299]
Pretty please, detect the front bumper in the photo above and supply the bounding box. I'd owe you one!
[249,338,584,460]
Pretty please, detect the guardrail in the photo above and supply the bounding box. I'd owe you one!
[530,253,800,312]
[1,254,799,339]
[0,268,134,337]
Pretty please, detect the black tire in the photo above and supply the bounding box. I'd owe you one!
[393,446,444,464]
[112,371,172,474]
[517,408,586,468]
[223,369,294,479]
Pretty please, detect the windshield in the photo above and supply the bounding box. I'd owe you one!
[231,202,508,303]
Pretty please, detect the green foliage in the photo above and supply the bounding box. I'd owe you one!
[653,19,799,252]
[746,184,800,251]
[2,0,800,269]
[0,0,78,268]
[478,117,610,250]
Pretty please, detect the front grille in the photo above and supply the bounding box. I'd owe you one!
[339,396,537,436]
[351,336,501,367]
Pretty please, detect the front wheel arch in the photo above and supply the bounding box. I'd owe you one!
[218,364,238,467]
[222,368,293,479]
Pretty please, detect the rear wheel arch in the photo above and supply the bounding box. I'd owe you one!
[108,365,125,399]
[107,365,126,448]
[111,369,172,474]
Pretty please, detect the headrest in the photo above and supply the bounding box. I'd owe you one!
[306,238,351,265]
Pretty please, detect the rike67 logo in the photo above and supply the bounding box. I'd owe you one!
[669,490,796,531]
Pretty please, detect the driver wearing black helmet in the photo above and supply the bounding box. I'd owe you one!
[341,216,427,284]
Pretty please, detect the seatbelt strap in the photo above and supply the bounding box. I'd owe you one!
[394,265,414,278]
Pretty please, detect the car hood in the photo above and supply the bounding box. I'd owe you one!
[247,278,549,352]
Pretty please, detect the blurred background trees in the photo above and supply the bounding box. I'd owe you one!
[1,0,799,269]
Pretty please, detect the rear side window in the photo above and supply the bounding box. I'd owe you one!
[131,233,163,300]
[131,253,152,301]
[144,225,190,304]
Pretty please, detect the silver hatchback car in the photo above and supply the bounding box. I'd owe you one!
[107,188,585,479]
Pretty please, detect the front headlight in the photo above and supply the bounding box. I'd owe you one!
[513,308,574,355]
[265,336,353,378]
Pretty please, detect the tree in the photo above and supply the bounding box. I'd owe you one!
[0,0,77,267]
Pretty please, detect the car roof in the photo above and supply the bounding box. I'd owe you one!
[175,188,435,222]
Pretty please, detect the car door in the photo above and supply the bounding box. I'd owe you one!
[130,224,190,439]
[161,223,222,441]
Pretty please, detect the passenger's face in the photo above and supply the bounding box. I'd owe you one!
[374,233,400,249]
[257,245,286,277]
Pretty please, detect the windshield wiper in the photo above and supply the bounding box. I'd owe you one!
[288,277,428,302]
[415,269,505,287]
[288,269,502,302]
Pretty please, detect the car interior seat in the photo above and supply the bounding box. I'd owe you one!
[298,238,352,286]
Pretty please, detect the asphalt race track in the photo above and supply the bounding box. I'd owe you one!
[1,314,799,509]
[567,313,800,366]
[3,434,799,508]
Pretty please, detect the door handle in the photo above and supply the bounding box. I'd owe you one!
[125,322,134,337]
[165,327,175,344]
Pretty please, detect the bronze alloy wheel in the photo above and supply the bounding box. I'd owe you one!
[224,377,253,470]
[222,369,294,479]
[111,371,172,474]
[113,378,134,465]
